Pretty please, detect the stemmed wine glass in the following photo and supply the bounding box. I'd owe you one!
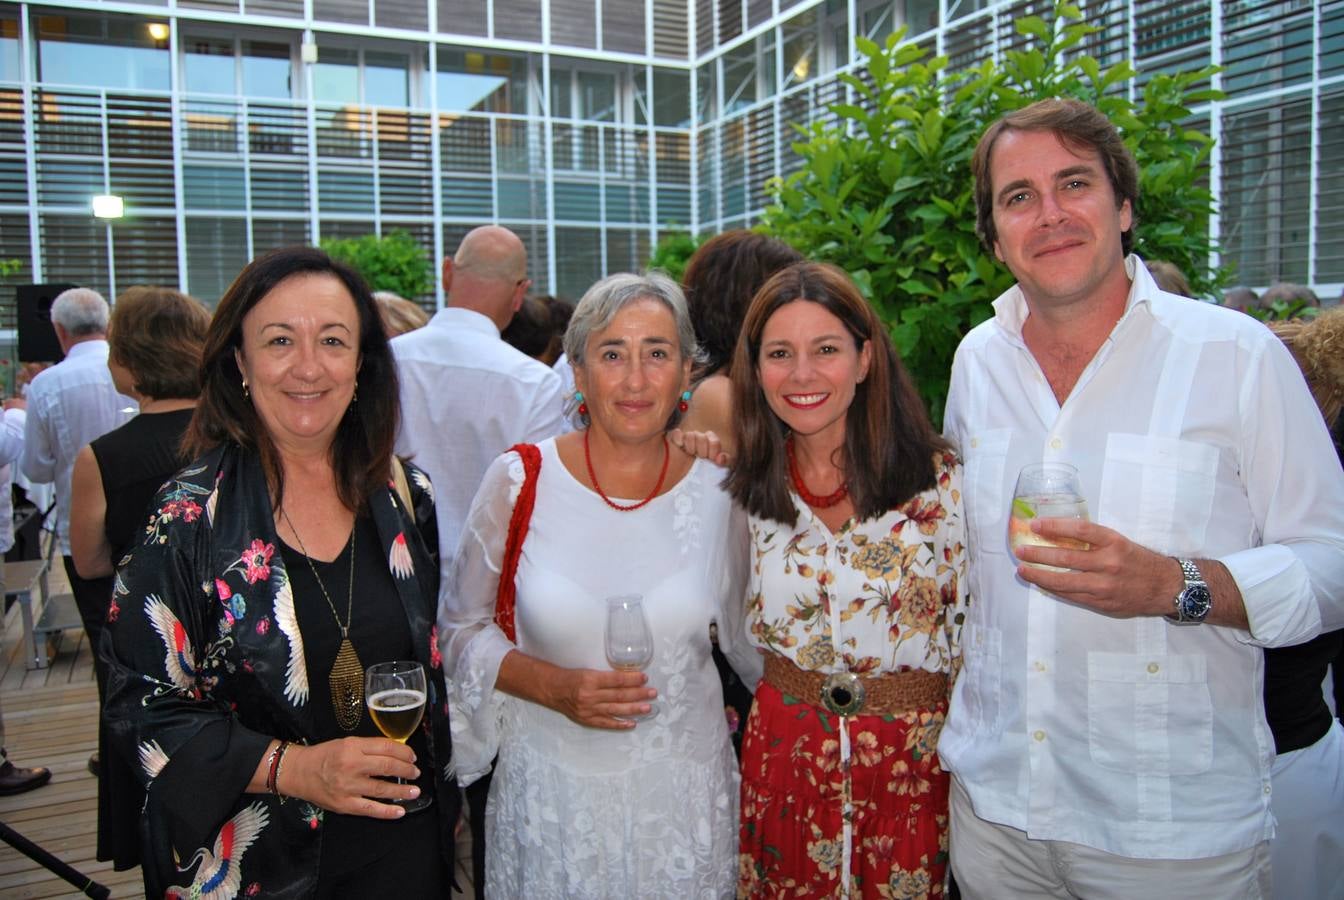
[1008,462,1090,571]
[365,660,432,812]
[604,594,659,720]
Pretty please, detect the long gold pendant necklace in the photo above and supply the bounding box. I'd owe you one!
[282,508,363,732]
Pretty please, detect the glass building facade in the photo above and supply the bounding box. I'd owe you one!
[0,0,1339,314]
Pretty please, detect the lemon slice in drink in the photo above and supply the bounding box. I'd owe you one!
[1012,498,1036,519]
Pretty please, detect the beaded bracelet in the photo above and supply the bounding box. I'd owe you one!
[265,740,290,800]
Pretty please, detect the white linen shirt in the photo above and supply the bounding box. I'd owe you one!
[940,256,1344,860]
[0,408,26,555]
[392,307,566,566]
[20,340,135,554]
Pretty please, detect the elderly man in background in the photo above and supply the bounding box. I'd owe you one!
[942,99,1344,897]
[20,287,134,777]
[391,225,564,890]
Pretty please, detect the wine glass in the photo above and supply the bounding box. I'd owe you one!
[1008,462,1090,571]
[365,660,432,812]
[604,594,659,720]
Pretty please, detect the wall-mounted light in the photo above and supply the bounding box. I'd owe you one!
[147,22,169,42]
[92,194,124,219]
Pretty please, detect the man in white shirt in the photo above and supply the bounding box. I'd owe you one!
[393,226,565,563]
[941,99,1344,897]
[20,287,134,776]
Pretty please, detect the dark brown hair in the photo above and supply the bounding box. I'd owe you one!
[725,262,949,526]
[184,246,398,514]
[682,230,803,377]
[972,98,1140,255]
[108,286,211,400]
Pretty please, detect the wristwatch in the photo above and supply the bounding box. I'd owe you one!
[1166,558,1212,625]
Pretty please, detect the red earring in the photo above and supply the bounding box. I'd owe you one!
[678,389,691,413]
[576,391,588,417]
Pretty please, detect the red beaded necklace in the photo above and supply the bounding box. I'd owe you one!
[583,429,671,512]
[786,436,849,508]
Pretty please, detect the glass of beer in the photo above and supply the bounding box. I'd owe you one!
[1008,462,1090,571]
[365,660,431,812]
[604,594,659,720]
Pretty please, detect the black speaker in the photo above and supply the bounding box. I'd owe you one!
[15,283,75,363]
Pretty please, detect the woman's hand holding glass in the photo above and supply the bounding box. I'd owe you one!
[272,736,422,819]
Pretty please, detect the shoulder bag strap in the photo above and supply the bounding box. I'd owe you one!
[494,444,542,643]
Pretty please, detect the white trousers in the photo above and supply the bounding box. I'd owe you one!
[1269,718,1344,900]
[949,777,1271,899]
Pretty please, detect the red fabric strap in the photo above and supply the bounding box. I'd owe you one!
[494,443,542,643]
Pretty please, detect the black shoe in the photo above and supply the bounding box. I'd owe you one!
[0,760,52,796]
[87,752,100,778]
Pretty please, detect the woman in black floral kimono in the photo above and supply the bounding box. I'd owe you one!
[103,246,458,899]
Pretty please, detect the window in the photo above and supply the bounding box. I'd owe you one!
[35,13,170,91]
[435,48,528,114]
[242,40,292,99]
[184,36,236,96]
[0,16,20,83]
[653,69,690,127]
[315,46,410,108]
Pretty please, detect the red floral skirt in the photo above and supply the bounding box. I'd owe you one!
[737,680,949,899]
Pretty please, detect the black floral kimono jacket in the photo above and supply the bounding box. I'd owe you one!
[102,442,458,899]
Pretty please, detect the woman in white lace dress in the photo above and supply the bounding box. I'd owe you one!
[437,272,762,899]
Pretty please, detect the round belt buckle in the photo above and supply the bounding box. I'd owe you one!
[820,672,865,717]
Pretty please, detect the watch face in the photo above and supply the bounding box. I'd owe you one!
[1179,584,1213,621]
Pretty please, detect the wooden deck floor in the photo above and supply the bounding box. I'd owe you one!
[0,566,477,899]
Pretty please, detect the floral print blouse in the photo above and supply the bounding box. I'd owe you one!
[101,443,457,900]
[746,451,969,680]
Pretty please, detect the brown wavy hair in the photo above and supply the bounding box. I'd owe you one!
[724,262,949,526]
[108,286,211,399]
[682,230,803,377]
[973,98,1140,256]
[184,246,398,514]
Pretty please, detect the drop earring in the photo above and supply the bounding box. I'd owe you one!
[678,389,691,413]
[242,379,250,400]
[576,391,588,417]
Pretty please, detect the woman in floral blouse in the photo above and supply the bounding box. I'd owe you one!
[724,262,968,898]
[102,247,457,899]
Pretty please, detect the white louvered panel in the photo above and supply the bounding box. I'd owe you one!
[495,0,543,42]
[112,217,180,286]
[603,0,645,53]
[1222,0,1315,97]
[652,0,688,60]
[1219,97,1313,285]
[39,214,109,295]
[1314,89,1344,282]
[249,102,307,158]
[35,91,102,157]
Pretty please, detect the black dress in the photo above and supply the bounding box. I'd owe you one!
[88,408,194,869]
[280,515,444,898]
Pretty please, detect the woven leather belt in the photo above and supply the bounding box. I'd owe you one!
[764,653,948,717]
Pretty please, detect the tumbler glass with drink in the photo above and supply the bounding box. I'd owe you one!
[1008,462,1090,571]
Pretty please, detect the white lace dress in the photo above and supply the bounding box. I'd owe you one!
[438,438,761,899]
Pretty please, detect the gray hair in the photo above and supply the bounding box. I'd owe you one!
[562,271,703,427]
[50,287,110,337]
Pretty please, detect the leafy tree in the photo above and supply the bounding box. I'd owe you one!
[646,230,705,283]
[760,1,1228,423]
[321,230,433,300]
